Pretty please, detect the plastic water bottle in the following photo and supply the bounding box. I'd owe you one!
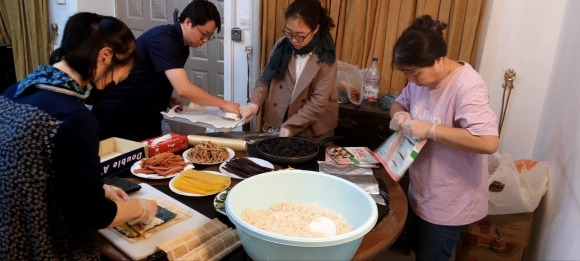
[362,57,380,108]
[161,119,172,135]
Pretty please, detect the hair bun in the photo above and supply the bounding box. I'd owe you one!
[412,15,447,35]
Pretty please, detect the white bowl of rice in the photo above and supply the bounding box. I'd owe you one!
[226,170,378,260]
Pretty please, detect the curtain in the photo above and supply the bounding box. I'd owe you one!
[0,4,10,44]
[0,0,50,80]
[259,0,486,97]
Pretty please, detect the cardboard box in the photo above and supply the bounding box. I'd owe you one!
[141,133,189,157]
[456,233,526,261]
[99,137,147,179]
[455,212,534,261]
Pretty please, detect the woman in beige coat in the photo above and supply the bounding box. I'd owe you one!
[240,0,338,143]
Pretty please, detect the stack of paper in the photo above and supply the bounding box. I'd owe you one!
[161,104,244,130]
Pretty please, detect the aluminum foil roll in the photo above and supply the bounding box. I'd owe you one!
[187,135,248,151]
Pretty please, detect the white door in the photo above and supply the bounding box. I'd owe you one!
[116,0,224,98]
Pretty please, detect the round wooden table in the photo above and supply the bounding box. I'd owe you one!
[99,148,407,261]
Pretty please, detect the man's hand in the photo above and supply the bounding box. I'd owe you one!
[220,101,241,117]
[169,96,184,112]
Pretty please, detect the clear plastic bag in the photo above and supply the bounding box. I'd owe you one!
[487,152,549,215]
[335,61,363,105]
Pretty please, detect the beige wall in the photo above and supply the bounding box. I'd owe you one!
[477,0,566,159]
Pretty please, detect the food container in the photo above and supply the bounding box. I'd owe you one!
[226,170,378,260]
[255,137,319,164]
[141,133,188,157]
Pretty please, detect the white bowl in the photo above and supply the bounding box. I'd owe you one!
[226,170,378,260]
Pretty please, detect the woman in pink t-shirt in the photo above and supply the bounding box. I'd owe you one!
[389,15,499,261]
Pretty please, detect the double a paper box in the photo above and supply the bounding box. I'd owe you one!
[99,137,147,178]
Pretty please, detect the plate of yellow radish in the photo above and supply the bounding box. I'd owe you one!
[169,169,231,197]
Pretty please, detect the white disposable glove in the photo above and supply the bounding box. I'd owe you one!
[279,127,290,137]
[129,199,158,225]
[103,184,128,201]
[389,111,412,131]
[239,103,259,123]
[401,120,437,141]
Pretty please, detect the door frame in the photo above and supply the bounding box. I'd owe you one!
[223,0,235,103]
[223,1,261,108]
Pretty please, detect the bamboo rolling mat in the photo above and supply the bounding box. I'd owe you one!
[157,218,240,261]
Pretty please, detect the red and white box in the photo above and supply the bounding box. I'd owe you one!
[141,133,189,157]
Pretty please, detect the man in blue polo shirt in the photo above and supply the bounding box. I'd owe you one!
[91,0,240,141]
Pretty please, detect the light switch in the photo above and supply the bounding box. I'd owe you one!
[56,0,66,5]
[239,18,250,30]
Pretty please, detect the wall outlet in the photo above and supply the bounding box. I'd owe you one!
[231,27,242,41]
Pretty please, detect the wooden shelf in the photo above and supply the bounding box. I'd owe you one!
[335,103,393,150]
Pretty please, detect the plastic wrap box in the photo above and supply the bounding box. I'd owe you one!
[141,133,189,157]
[455,212,534,261]
[99,137,147,179]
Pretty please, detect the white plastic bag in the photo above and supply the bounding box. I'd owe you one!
[487,152,549,215]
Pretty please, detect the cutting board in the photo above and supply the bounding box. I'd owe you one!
[99,183,210,260]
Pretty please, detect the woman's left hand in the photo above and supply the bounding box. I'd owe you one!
[279,127,291,137]
[104,184,129,201]
[401,120,436,140]
[240,103,259,122]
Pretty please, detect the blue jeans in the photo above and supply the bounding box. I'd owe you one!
[406,208,466,261]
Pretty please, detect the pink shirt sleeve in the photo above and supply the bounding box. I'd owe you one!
[454,81,498,136]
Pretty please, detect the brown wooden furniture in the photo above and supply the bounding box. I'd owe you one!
[336,103,393,150]
[99,149,407,261]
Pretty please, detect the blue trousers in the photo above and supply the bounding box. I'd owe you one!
[406,208,466,261]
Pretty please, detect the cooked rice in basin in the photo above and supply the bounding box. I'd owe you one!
[241,201,353,238]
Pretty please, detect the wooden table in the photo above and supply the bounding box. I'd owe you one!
[99,148,407,261]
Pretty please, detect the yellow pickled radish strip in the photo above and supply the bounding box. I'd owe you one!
[173,179,225,192]
[173,169,231,194]
[173,177,227,194]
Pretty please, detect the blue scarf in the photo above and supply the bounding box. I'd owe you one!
[15,65,92,99]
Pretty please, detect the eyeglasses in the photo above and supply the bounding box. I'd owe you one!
[282,28,313,43]
[195,26,216,41]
